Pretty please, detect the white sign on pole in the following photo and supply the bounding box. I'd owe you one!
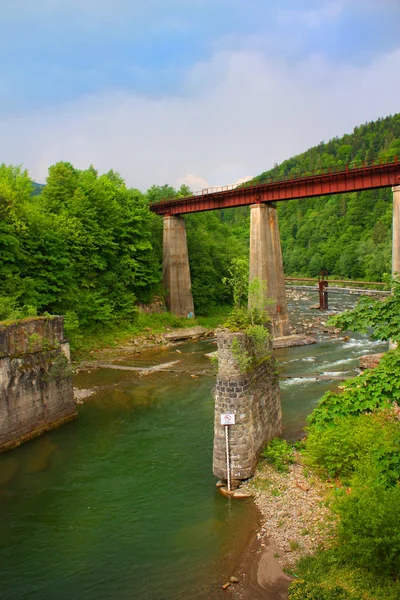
[220,413,235,425]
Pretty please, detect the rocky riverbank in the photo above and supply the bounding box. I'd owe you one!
[74,326,213,372]
[74,287,358,374]
[220,453,336,600]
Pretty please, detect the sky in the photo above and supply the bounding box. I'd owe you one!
[1,0,400,190]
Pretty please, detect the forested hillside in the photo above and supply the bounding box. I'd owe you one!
[255,113,400,280]
[1,114,399,334]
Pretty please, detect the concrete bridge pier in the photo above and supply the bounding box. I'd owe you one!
[249,203,290,337]
[162,215,195,317]
[392,186,400,277]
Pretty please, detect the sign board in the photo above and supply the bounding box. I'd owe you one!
[220,413,235,425]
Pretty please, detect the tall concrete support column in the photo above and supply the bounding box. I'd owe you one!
[163,215,195,317]
[390,186,400,350]
[392,186,400,278]
[249,203,290,337]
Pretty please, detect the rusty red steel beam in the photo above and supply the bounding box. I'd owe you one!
[150,157,400,216]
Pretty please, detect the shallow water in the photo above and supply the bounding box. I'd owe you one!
[279,290,387,438]
[0,291,387,599]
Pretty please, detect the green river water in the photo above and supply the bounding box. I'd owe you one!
[0,292,388,600]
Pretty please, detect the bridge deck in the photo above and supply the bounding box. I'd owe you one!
[150,157,400,215]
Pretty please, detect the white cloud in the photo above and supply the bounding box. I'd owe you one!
[176,174,210,190]
[1,46,400,190]
[276,2,344,29]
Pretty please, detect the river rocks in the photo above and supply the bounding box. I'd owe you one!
[74,388,96,401]
[273,334,316,349]
[240,456,336,569]
[359,353,384,370]
[163,326,211,342]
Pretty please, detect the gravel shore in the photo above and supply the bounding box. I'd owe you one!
[229,454,337,599]
[242,455,336,570]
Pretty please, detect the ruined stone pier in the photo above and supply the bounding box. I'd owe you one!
[0,316,77,453]
[212,329,282,482]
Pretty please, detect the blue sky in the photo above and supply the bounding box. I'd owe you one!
[1,0,400,188]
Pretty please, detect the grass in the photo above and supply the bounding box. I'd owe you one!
[67,307,232,361]
[290,551,400,600]
[289,540,301,551]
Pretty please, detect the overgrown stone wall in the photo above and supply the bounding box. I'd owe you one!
[0,316,77,453]
[213,330,282,481]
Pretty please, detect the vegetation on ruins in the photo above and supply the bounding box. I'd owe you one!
[220,259,272,373]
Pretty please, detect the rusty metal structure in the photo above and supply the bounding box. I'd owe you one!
[318,270,329,310]
[285,277,386,286]
[150,157,400,216]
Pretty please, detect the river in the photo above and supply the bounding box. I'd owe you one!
[0,291,387,600]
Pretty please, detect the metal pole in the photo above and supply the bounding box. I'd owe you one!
[225,425,231,492]
[318,281,324,309]
[323,282,329,310]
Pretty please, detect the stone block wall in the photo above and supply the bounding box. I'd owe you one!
[213,330,282,481]
[0,316,77,453]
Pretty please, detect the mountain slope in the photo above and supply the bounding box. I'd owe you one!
[253,114,400,280]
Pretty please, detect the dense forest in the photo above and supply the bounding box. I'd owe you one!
[0,113,399,332]
[0,164,246,330]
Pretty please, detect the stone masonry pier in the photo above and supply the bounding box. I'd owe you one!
[213,330,282,481]
[0,316,77,453]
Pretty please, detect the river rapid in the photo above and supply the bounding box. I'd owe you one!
[0,291,387,600]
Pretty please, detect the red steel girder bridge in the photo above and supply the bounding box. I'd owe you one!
[150,157,400,216]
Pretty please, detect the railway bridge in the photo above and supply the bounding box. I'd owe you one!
[150,158,400,336]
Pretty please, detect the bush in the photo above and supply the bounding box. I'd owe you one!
[303,412,400,482]
[261,438,294,472]
[0,296,37,322]
[307,350,400,430]
[289,550,400,600]
[334,472,400,579]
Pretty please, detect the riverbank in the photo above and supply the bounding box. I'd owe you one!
[230,455,336,600]
[233,344,400,600]
[69,286,357,366]
[72,288,346,374]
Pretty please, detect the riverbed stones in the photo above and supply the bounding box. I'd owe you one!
[241,457,336,570]
[272,334,316,349]
[359,353,384,370]
[163,326,210,342]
